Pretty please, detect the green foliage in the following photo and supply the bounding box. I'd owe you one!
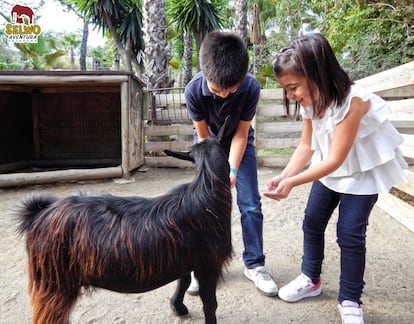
[118,3,143,56]
[13,36,66,70]
[256,64,278,88]
[0,34,22,70]
[88,42,119,69]
[168,56,181,70]
[167,0,226,34]
[252,0,414,80]
[257,148,295,156]
[311,0,414,79]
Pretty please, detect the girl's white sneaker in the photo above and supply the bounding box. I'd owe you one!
[338,300,364,324]
[278,273,321,302]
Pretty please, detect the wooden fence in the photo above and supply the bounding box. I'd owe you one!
[143,87,193,168]
[143,87,300,168]
[355,61,414,232]
[143,61,414,232]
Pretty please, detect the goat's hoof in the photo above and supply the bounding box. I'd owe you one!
[170,300,189,316]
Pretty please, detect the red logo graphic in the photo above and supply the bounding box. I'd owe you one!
[11,4,35,24]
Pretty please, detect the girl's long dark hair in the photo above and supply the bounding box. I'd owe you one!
[273,33,353,118]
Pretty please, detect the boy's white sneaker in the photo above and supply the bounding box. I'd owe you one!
[278,273,322,302]
[338,300,364,324]
[186,272,199,295]
[244,266,278,297]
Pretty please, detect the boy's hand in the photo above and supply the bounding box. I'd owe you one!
[230,173,237,189]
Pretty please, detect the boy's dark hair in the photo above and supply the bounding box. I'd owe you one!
[200,31,249,89]
[272,33,353,118]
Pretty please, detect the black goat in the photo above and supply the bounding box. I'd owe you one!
[16,118,233,324]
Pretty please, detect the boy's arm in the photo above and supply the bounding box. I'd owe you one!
[228,120,250,173]
[192,120,210,142]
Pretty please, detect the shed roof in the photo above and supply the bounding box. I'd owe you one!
[0,70,145,87]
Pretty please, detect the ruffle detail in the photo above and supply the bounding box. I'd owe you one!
[307,85,408,193]
[320,153,408,194]
[326,120,405,177]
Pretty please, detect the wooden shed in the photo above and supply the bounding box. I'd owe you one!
[0,71,144,187]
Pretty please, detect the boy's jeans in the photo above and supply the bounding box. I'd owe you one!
[236,141,265,269]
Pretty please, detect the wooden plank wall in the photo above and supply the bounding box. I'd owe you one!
[254,88,301,167]
[356,60,414,232]
[144,123,194,168]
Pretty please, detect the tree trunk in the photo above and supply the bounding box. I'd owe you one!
[194,31,205,72]
[235,0,248,43]
[142,0,171,89]
[102,10,133,72]
[250,2,262,74]
[183,32,193,86]
[79,19,89,70]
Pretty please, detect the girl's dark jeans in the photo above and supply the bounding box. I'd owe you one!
[302,180,378,304]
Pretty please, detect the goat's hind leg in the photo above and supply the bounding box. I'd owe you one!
[31,287,78,324]
[29,271,79,324]
[170,273,191,316]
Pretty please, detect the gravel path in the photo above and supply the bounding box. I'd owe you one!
[1,167,413,323]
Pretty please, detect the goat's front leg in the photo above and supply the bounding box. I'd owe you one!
[198,272,219,324]
[170,273,190,316]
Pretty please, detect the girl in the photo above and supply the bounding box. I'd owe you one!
[264,33,407,324]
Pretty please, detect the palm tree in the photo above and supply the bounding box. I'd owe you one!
[235,0,248,43]
[247,0,281,75]
[168,0,226,79]
[66,0,144,75]
[57,1,90,70]
[79,18,89,70]
[250,2,263,74]
[142,0,171,89]
[60,32,82,67]
[182,31,193,86]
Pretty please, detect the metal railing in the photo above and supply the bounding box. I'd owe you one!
[144,87,191,125]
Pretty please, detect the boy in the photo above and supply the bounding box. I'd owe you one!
[184,31,277,297]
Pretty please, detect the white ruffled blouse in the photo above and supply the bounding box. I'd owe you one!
[300,84,408,194]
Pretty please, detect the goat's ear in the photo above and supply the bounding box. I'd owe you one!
[216,115,231,144]
[164,150,194,162]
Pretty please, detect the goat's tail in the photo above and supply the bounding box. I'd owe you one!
[16,194,76,324]
[16,194,57,235]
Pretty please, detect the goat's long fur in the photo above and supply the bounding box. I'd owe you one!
[16,122,232,324]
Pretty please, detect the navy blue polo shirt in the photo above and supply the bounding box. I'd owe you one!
[185,71,260,150]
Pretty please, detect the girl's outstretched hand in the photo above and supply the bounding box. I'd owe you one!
[263,177,293,200]
[266,174,283,191]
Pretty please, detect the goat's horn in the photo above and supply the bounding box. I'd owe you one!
[217,115,231,143]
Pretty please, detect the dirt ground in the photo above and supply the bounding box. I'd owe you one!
[1,166,413,324]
